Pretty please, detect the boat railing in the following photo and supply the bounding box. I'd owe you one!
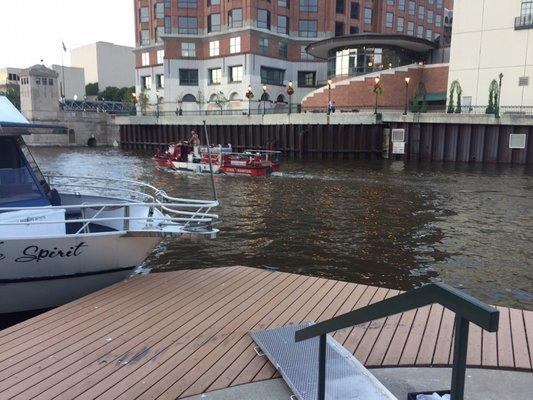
[0,175,219,235]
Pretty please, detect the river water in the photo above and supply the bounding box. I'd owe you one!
[32,147,533,310]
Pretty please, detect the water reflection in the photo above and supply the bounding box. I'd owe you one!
[32,147,533,309]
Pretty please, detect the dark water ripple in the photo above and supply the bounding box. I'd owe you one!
[32,147,533,310]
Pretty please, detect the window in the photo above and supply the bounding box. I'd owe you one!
[408,1,415,15]
[417,25,424,37]
[35,78,40,85]
[260,66,285,85]
[300,0,318,12]
[155,26,164,42]
[350,3,360,19]
[299,19,317,37]
[278,0,289,8]
[182,42,196,57]
[229,9,243,28]
[300,45,313,60]
[140,7,149,22]
[436,0,443,9]
[277,15,289,34]
[297,71,316,87]
[208,14,220,32]
[141,76,152,90]
[350,25,359,34]
[178,0,197,8]
[141,52,150,66]
[209,68,222,84]
[157,49,164,64]
[386,12,393,28]
[428,0,434,4]
[335,21,345,36]
[364,8,372,24]
[428,10,434,23]
[387,0,394,4]
[435,14,442,27]
[278,41,288,58]
[258,9,271,29]
[164,16,172,33]
[259,38,269,54]
[208,0,220,4]
[140,30,150,45]
[418,5,425,19]
[164,0,171,8]
[407,21,414,35]
[398,0,405,11]
[178,17,198,34]
[426,29,433,40]
[229,65,243,82]
[155,3,164,19]
[41,78,47,85]
[209,41,219,57]
[156,74,164,89]
[336,0,345,14]
[397,17,404,32]
[48,78,53,85]
[179,69,198,85]
[230,37,241,53]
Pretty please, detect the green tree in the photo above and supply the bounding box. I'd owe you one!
[485,79,499,115]
[86,82,99,96]
[121,87,136,104]
[448,80,462,114]
[213,91,228,113]
[138,91,149,115]
[0,84,20,110]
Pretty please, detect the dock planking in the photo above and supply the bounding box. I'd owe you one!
[0,266,531,400]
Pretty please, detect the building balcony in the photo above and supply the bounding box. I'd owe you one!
[515,14,533,30]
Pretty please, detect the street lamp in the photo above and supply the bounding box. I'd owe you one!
[155,90,160,118]
[262,84,267,116]
[245,85,254,116]
[286,80,294,115]
[496,73,503,118]
[327,78,332,115]
[403,77,411,115]
[374,77,381,114]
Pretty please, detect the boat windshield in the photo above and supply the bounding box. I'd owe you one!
[0,137,49,206]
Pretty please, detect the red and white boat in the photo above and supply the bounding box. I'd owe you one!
[153,141,281,177]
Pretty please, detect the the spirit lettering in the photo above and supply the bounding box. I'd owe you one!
[15,242,88,263]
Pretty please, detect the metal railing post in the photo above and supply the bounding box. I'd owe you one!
[318,334,327,400]
[450,315,470,400]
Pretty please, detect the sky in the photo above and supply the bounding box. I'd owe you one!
[0,0,135,68]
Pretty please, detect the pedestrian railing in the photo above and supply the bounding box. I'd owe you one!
[295,282,499,400]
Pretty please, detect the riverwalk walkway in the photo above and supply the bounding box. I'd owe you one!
[0,266,531,399]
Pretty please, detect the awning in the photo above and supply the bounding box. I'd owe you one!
[306,33,439,60]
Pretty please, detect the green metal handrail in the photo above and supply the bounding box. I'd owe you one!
[295,282,499,400]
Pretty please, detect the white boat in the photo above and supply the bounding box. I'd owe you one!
[0,97,219,314]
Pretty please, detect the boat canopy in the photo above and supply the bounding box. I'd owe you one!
[0,96,51,207]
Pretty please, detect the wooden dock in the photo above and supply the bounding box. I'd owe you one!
[0,266,531,399]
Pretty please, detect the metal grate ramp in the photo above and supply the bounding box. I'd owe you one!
[250,323,397,400]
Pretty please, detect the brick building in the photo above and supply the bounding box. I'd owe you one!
[133,0,453,112]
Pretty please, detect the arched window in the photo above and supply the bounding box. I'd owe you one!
[182,94,197,102]
[276,94,286,103]
[260,92,270,102]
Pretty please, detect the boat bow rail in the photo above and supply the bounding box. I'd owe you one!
[0,175,219,238]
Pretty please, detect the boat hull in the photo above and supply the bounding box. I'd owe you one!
[0,233,161,314]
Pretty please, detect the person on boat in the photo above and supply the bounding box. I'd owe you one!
[189,130,201,158]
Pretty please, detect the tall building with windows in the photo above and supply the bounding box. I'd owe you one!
[134,0,452,112]
[447,0,532,108]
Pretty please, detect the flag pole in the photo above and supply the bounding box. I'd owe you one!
[61,41,67,101]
